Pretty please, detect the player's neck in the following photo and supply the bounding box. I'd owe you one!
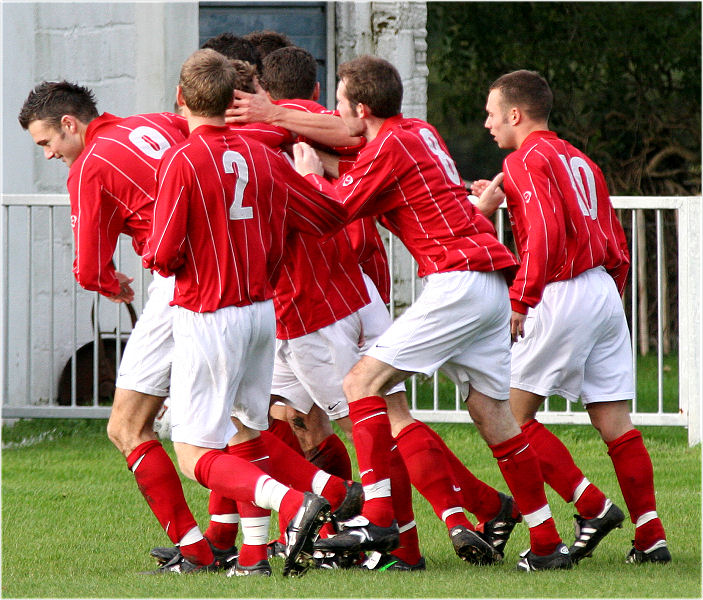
[363,116,386,143]
[516,122,550,148]
[185,114,226,133]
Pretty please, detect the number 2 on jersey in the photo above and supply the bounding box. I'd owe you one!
[558,154,598,220]
[222,150,253,220]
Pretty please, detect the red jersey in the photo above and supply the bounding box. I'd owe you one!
[67,112,189,296]
[142,124,345,313]
[305,115,519,279]
[230,109,371,338]
[502,130,630,314]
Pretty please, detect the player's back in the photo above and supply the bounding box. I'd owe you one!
[69,112,189,255]
[338,116,518,278]
[503,131,629,284]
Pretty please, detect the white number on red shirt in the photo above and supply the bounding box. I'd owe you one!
[558,154,598,220]
[419,128,462,186]
[222,150,253,220]
[128,126,172,159]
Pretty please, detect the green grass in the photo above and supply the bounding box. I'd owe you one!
[2,418,700,598]
[412,354,680,413]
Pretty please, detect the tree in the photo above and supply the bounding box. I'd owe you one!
[427,2,701,353]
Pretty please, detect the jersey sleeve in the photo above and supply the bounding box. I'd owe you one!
[67,160,123,296]
[503,154,560,314]
[305,136,398,223]
[142,149,190,276]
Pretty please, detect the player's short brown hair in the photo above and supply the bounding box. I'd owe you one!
[337,56,402,119]
[201,33,263,73]
[18,81,99,130]
[243,29,293,59]
[179,49,256,117]
[489,70,553,123]
[261,46,317,101]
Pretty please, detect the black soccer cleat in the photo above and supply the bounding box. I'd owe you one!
[150,541,238,570]
[449,525,501,565]
[331,480,364,527]
[476,492,522,559]
[226,558,272,577]
[314,515,400,555]
[625,540,671,564]
[282,492,332,577]
[140,552,219,575]
[569,499,625,563]
[516,543,573,572]
[266,539,286,559]
[361,551,427,571]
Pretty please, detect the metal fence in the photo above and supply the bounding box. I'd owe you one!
[2,193,701,445]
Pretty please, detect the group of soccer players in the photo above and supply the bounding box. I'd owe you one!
[18,28,670,578]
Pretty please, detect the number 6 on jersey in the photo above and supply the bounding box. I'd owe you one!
[223,150,253,220]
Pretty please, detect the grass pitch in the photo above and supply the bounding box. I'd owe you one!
[2,418,700,598]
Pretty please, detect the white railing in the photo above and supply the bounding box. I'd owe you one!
[2,194,701,445]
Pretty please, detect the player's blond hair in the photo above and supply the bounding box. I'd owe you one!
[179,49,256,117]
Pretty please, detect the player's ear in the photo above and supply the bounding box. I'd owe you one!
[508,106,521,126]
[176,85,186,109]
[357,102,372,119]
[312,82,320,102]
[60,114,78,133]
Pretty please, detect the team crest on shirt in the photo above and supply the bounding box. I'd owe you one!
[342,174,354,187]
[523,191,532,203]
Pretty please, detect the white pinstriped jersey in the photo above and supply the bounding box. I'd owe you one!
[67,112,189,296]
[306,115,519,279]
[142,124,346,313]
[502,130,630,314]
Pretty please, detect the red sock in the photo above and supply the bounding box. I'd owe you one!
[127,440,213,565]
[195,448,305,537]
[490,433,561,556]
[305,433,353,480]
[389,442,422,565]
[522,419,606,518]
[268,417,304,456]
[349,396,394,527]
[204,492,239,550]
[607,429,667,550]
[418,422,502,524]
[395,421,473,531]
[259,430,348,511]
[227,440,272,566]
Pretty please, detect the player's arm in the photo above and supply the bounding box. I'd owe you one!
[68,167,124,297]
[503,159,555,317]
[142,153,189,276]
[227,88,363,149]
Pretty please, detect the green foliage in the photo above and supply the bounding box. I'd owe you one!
[2,419,700,597]
[427,2,701,194]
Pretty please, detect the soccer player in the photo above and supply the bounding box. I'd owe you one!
[243,29,294,59]
[201,32,263,73]
[262,46,523,568]
[473,69,670,565]
[294,55,572,572]
[142,48,355,577]
[17,82,234,572]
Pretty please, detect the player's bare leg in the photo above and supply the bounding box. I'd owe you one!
[107,387,164,456]
[466,388,570,569]
[587,401,669,563]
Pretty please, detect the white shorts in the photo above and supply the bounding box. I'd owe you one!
[366,270,512,401]
[271,275,404,418]
[510,267,634,404]
[116,273,174,397]
[170,301,275,448]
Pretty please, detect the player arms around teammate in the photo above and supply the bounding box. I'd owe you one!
[473,69,670,565]
[294,56,571,572]
[17,82,229,572]
[142,49,350,577]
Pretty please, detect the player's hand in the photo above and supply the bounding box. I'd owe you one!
[226,88,276,124]
[293,142,324,177]
[108,272,134,304]
[510,310,526,343]
[473,173,505,217]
